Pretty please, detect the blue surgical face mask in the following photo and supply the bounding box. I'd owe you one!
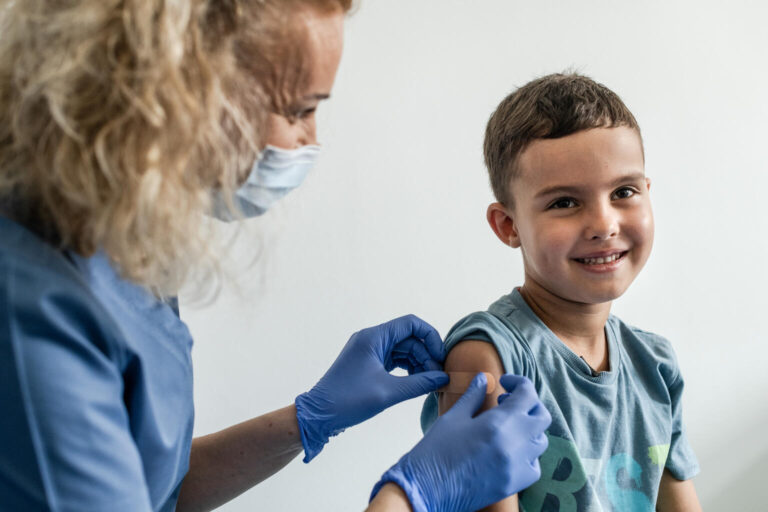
[211,144,321,221]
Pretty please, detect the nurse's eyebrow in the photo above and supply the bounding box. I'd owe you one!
[302,93,330,101]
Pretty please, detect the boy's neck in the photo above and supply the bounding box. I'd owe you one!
[519,279,612,371]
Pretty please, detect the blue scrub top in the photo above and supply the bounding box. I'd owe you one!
[0,216,195,511]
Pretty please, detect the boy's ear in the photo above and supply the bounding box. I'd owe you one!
[646,177,652,191]
[486,202,521,248]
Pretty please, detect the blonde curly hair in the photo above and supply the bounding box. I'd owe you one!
[0,0,351,297]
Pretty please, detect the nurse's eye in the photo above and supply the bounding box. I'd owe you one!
[296,108,316,120]
[548,197,578,209]
[287,106,317,124]
[612,187,637,200]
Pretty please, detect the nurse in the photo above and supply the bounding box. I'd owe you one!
[0,1,550,511]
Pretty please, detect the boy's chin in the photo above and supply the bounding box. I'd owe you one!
[541,278,630,305]
[536,281,628,306]
[568,284,629,305]
[528,273,634,306]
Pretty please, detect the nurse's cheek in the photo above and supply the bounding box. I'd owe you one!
[264,112,317,150]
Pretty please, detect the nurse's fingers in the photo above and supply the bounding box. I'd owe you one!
[384,315,445,363]
[496,375,540,414]
[393,338,443,372]
[528,402,552,429]
[387,371,450,403]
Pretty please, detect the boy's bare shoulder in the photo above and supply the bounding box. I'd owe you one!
[445,340,505,376]
[440,341,507,417]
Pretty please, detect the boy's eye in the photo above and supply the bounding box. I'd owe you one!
[549,197,578,209]
[612,187,636,200]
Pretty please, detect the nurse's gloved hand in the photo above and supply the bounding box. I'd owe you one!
[295,315,449,462]
[370,373,551,512]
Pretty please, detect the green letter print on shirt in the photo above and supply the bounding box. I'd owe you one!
[520,435,586,511]
[520,434,655,511]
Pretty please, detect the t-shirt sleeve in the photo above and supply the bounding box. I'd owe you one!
[443,311,532,376]
[665,369,700,480]
[0,263,153,511]
[638,328,700,481]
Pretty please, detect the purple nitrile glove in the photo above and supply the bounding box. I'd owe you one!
[295,315,449,462]
[370,373,552,512]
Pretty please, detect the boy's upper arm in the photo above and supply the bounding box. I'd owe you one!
[437,341,520,512]
[656,469,701,512]
[437,340,506,416]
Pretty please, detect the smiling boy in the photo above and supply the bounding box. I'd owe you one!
[421,73,701,511]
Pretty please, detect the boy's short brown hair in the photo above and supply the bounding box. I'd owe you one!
[483,73,641,205]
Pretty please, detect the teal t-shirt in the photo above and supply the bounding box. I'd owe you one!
[421,289,699,511]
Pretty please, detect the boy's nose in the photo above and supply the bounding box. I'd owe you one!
[585,204,619,240]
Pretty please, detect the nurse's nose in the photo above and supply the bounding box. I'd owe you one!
[298,119,318,147]
[585,201,619,240]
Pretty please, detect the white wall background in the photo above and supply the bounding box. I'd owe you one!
[181,0,768,509]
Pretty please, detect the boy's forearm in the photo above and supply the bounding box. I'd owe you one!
[176,405,304,512]
[656,470,702,512]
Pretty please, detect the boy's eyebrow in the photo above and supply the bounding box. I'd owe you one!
[534,184,583,198]
[609,171,646,187]
[534,171,646,199]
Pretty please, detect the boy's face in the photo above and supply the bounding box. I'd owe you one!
[490,126,653,305]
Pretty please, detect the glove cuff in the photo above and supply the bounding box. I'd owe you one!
[294,393,327,462]
[295,392,346,463]
[370,467,429,512]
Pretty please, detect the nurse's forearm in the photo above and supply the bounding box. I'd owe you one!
[176,404,303,512]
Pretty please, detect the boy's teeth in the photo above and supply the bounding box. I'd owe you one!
[578,253,622,264]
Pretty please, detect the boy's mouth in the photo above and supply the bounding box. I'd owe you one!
[573,250,628,266]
